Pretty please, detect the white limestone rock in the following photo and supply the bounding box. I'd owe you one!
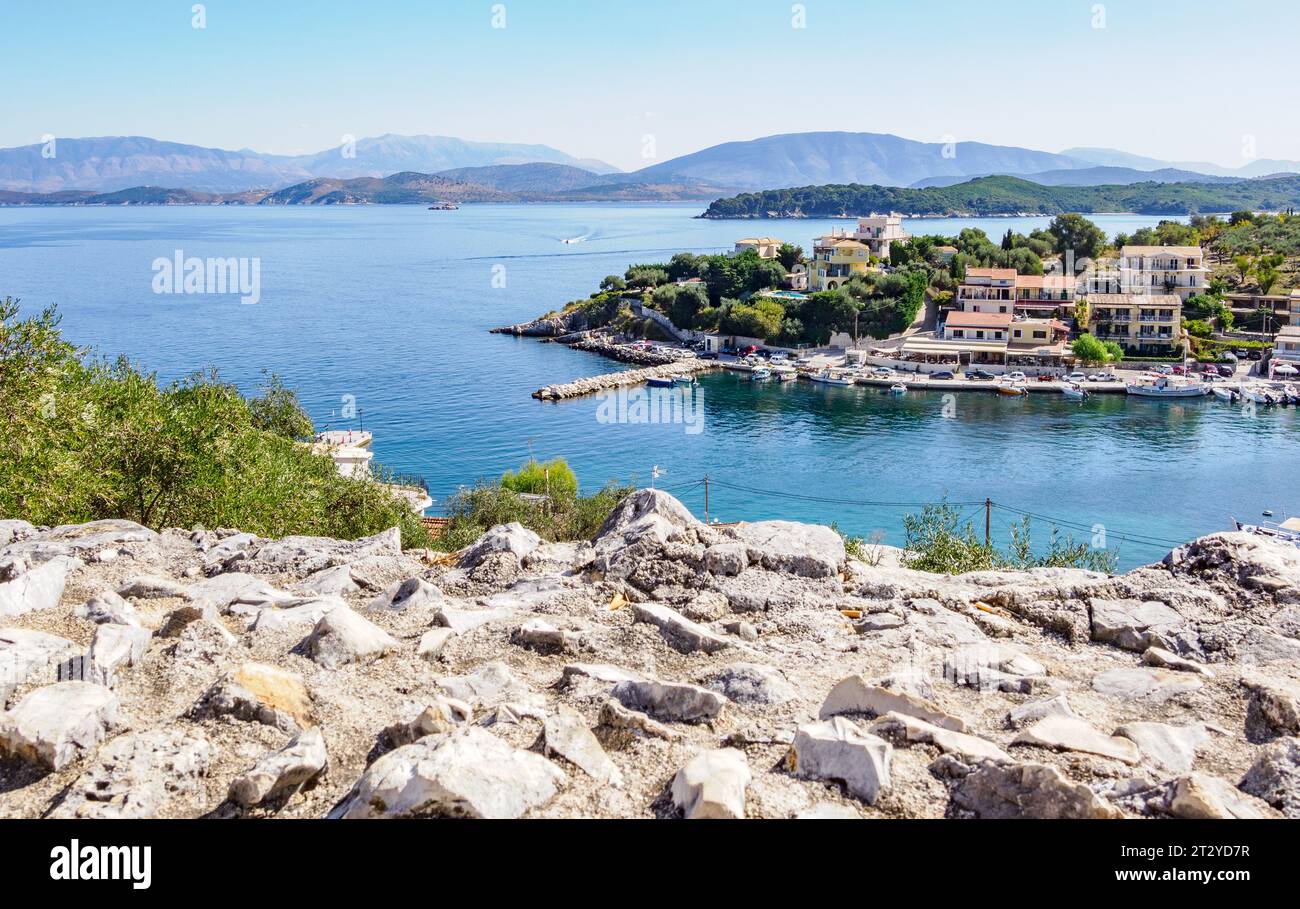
[458,523,542,569]
[439,661,533,708]
[706,663,796,706]
[189,663,313,734]
[512,618,585,653]
[871,711,1010,764]
[383,696,473,747]
[248,596,348,633]
[1239,737,1300,818]
[1005,694,1078,729]
[0,554,81,619]
[116,574,191,600]
[367,576,444,612]
[1012,715,1141,765]
[229,727,329,808]
[187,572,296,613]
[729,520,845,579]
[51,728,213,818]
[303,607,398,669]
[0,681,121,770]
[328,727,564,819]
[672,748,750,819]
[0,628,81,704]
[788,717,892,804]
[1089,597,1185,651]
[612,678,725,724]
[542,708,621,785]
[1091,668,1202,704]
[630,601,731,655]
[77,590,141,627]
[1165,772,1280,819]
[953,761,1124,819]
[87,622,151,687]
[1113,721,1213,774]
[1141,645,1213,676]
[417,627,456,662]
[819,673,967,731]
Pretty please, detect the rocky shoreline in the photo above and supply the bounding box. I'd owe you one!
[2,492,1299,819]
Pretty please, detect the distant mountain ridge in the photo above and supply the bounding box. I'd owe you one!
[629,131,1085,192]
[910,166,1250,189]
[0,135,621,193]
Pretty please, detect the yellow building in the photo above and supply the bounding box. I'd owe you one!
[1086,293,1183,355]
[733,236,783,259]
[808,235,874,291]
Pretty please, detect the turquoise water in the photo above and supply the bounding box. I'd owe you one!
[1,203,1294,568]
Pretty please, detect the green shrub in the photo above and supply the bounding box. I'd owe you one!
[0,297,431,548]
[902,501,1116,575]
[501,458,579,498]
[434,469,634,553]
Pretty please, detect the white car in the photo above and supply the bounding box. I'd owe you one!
[872,367,895,377]
[1065,372,1087,382]
[1153,364,1174,375]
[1006,371,1027,382]
[1089,371,1116,382]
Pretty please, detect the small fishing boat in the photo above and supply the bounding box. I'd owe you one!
[1061,383,1089,401]
[750,367,772,382]
[996,380,1028,396]
[1241,384,1279,405]
[672,375,696,387]
[772,365,798,382]
[646,377,674,389]
[1211,385,1240,403]
[1125,376,1209,398]
[888,383,907,395]
[809,368,856,386]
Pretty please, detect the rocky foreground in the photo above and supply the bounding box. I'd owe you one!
[2,491,1300,820]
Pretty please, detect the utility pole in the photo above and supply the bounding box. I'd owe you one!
[703,475,710,524]
[984,498,992,547]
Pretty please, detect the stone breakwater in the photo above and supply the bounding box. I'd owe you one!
[531,335,716,400]
[2,494,1300,819]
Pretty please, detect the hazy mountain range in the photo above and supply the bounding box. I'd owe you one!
[1,131,1297,203]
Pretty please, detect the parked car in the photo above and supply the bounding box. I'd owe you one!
[1065,372,1087,383]
[930,371,955,380]
[1006,371,1027,382]
[698,351,719,360]
[1248,349,1263,361]
[1086,371,1113,382]
[965,369,995,380]
[721,346,738,356]
[871,367,895,377]
[794,357,812,366]
[1153,364,1174,375]
[1217,364,1235,377]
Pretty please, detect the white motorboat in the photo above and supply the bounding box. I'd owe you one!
[1241,384,1280,405]
[1125,376,1209,398]
[995,379,1028,396]
[888,383,907,395]
[1234,516,1300,548]
[772,365,798,382]
[809,368,856,386]
[1061,383,1089,401]
[750,367,772,382]
[1211,385,1240,403]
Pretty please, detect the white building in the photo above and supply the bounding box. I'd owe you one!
[854,212,909,260]
[1118,245,1208,301]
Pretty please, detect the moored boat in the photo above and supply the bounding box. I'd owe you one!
[1211,385,1240,403]
[1061,383,1089,401]
[750,367,772,382]
[646,377,674,388]
[808,368,856,386]
[672,375,696,387]
[888,383,907,395]
[995,380,1028,396]
[1125,376,1209,398]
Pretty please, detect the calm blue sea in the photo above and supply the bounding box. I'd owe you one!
[1,203,1294,568]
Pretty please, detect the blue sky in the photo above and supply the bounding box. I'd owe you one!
[3,0,1297,170]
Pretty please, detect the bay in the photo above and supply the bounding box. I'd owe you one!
[1,202,1293,569]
